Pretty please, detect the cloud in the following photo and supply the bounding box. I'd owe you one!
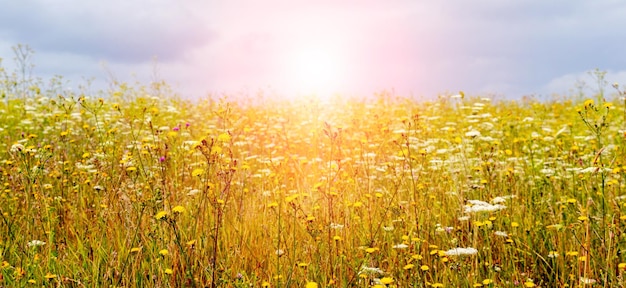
[2,0,626,99]
[542,70,626,98]
[0,0,214,63]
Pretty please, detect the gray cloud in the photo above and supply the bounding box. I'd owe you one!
[1,0,626,99]
[0,0,214,63]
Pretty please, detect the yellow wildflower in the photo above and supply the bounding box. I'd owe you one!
[172,206,186,214]
[217,133,231,142]
[155,211,168,220]
[44,272,56,279]
[191,168,205,177]
[365,247,379,254]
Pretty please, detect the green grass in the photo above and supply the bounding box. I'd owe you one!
[2,71,626,287]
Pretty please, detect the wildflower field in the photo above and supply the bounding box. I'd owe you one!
[3,76,626,287]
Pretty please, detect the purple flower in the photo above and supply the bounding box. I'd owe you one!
[159,156,166,162]
[173,126,180,131]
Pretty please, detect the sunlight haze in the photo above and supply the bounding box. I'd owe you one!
[1,0,626,99]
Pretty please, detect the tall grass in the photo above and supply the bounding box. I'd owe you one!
[2,59,626,286]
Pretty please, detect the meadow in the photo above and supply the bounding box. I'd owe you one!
[2,70,626,287]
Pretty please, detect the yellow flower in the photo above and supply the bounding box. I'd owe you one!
[333,235,342,241]
[420,265,429,271]
[130,247,141,253]
[191,168,205,177]
[186,240,196,247]
[172,206,186,214]
[432,283,444,287]
[44,272,57,279]
[126,166,137,172]
[155,211,168,220]
[365,247,379,254]
[403,264,415,270]
[217,132,231,142]
[285,194,299,203]
[211,146,223,154]
[14,267,25,278]
[524,281,535,287]
[305,282,318,288]
[619,262,626,270]
[379,277,393,285]
[164,268,173,275]
[482,279,493,285]
[159,249,168,256]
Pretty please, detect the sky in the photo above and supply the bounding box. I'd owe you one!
[1,0,626,101]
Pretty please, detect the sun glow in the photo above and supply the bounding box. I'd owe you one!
[286,46,345,100]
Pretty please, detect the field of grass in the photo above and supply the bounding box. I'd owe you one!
[2,75,626,287]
